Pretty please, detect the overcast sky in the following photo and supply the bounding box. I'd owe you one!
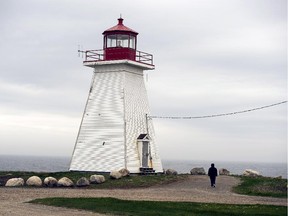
[0,0,286,163]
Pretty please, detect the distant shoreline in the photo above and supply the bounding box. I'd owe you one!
[0,155,286,177]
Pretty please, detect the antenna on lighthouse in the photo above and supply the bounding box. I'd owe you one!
[78,44,84,58]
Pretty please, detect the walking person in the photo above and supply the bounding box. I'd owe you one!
[208,163,218,187]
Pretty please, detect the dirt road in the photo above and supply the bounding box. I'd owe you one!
[0,176,286,216]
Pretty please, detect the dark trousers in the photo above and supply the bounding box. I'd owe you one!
[210,176,216,186]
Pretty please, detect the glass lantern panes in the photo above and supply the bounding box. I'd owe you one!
[106,34,136,49]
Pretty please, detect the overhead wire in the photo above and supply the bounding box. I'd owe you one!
[149,101,287,119]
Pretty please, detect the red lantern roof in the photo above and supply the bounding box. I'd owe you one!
[103,18,138,35]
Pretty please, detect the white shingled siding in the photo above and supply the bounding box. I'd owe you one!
[70,62,163,173]
[124,71,162,173]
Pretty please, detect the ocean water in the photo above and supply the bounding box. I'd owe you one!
[163,159,287,178]
[0,155,70,173]
[0,155,286,178]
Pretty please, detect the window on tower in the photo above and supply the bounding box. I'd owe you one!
[129,36,135,49]
[105,34,135,49]
[107,35,117,47]
[117,35,129,47]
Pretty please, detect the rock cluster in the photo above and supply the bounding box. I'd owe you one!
[90,175,106,184]
[3,173,109,188]
[57,177,74,187]
[26,176,42,187]
[76,177,90,187]
[44,177,58,187]
[119,168,130,177]
[5,178,24,187]
[219,168,230,175]
[2,166,265,188]
[110,170,123,179]
[243,169,261,177]
[190,167,206,175]
[165,169,178,175]
[110,168,131,179]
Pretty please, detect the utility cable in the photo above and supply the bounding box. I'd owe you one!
[149,101,287,119]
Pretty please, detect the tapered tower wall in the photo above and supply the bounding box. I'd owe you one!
[70,61,163,173]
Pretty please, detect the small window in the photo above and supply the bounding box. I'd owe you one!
[107,35,117,48]
[129,36,135,49]
[117,34,129,47]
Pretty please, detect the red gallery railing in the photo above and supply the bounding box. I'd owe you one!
[80,49,154,66]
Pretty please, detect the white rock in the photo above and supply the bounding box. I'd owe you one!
[26,176,42,187]
[243,169,261,177]
[57,177,74,187]
[5,178,24,187]
[190,167,206,175]
[44,177,58,187]
[165,169,178,175]
[118,168,130,177]
[90,175,106,184]
[219,168,230,175]
[110,170,122,179]
[76,177,90,187]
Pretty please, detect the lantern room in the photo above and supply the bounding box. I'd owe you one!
[103,17,138,61]
[81,17,154,67]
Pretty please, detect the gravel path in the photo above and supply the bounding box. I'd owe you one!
[0,176,286,216]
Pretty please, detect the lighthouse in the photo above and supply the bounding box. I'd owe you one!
[69,17,163,174]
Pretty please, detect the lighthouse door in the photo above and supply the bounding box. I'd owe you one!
[142,141,149,167]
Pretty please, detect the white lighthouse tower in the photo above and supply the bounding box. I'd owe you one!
[69,18,163,174]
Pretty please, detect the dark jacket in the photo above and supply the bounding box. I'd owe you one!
[208,166,218,177]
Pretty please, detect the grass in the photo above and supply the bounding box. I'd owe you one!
[1,171,287,198]
[0,171,187,188]
[233,176,287,198]
[30,197,287,216]
[3,172,287,215]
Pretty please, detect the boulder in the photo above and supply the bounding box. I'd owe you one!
[76,177,90,187]
[90,175,106,184]
[165,169,178,175]
[119,168,130,177]
[26,176,42,187]
[110,170,122,179]
[219,168,230,175]
[57,177,74,187]
[190,167,206,175]
[5,178,24,187]
[44,177,58,187]
[243,169,261,177]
